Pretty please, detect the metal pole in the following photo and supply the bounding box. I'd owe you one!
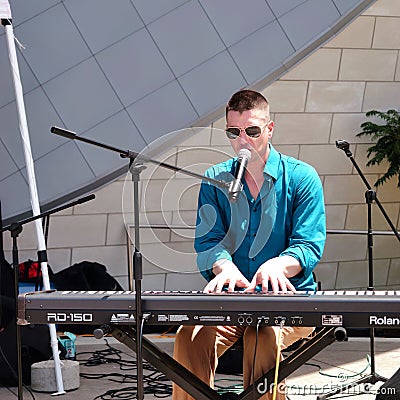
[0,3,65,394]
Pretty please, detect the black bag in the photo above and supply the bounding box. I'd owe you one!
[52,261,123,291]
[0,321,52,386]
[0,257,15,330]
[52,261,123,334]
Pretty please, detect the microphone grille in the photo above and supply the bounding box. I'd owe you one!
[238,148,251,160]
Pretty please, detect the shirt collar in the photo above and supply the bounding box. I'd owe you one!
[263,144,279,181]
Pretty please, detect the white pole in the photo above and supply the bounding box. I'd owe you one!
[0,1,65,395]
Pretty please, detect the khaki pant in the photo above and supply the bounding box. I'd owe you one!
[172,325,314,400]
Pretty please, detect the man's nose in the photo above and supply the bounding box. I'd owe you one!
[239,129,249,144]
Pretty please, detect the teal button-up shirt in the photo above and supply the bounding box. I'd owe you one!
[195,144,326,292]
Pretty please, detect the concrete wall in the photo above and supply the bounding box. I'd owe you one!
[4,0,399,291]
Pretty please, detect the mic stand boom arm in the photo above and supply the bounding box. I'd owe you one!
[50,127,230,190]
[50,126,231,400]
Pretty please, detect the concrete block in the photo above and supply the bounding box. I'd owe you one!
[346,203,399,231]
[375,175,400,202]
[273,144,299,159]
[330,113,369,145]
[284,48,341,80]
[177,126,211,146]
[354,144,390,174]
[142,273,167,291]
[373,17,400,48]
[339,49,397,81]
[364,0,400,16]
[374,235,400,259]
[47,215,107,248]
[46,249,72,272]
[176,146,231,177]
[139,159,177,181]
[171,210,197,227]
[273,113,331,144]
[31,360,79,392]
[324,175,376,204]
[165,271,207,291]
[73,181,125,214]
[387,258,400,285]
[106,213,127,246]
[262,81,308,112]
[211,117,227,146]
[326,16,374,48]
[140,177,200,213]
[306,82,365,112]
[396,52,400,81]
[140,242,198,275]
[299,144,352,175]
[325,205,347,230]
[314,262,338,290]
[336,259,390,289]
[322,234,367,262]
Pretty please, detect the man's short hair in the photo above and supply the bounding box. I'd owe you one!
[226,90,270,118]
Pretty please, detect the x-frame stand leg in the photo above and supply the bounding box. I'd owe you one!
[110,325,221,400]
[107,325,343,400]
[239,327,344,400]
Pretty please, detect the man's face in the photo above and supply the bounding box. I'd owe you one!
[226,109,274,164]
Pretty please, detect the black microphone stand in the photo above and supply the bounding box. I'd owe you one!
[1,194,95,400]
[50,126,231,400]
[317,140,400,400]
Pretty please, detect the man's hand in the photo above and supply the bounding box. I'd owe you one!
[204,259,251,293]
[245,256,301,293]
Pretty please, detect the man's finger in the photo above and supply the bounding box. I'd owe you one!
[269,277,279,294]
[244,278,257,292]
[228,279,236,292]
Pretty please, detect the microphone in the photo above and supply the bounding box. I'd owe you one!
[335,139,352,157]
[229,148,251,202]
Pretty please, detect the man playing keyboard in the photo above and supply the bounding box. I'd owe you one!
[173,90,326,400]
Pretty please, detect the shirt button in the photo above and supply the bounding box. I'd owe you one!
[253,208,257,212]
[252,257,256,261]
[252,233,256,237]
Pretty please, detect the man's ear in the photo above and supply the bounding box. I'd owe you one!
[267,120,274,137]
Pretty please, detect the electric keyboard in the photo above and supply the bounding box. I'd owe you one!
[18,290,400,328]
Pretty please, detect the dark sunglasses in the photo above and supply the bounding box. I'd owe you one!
[225,123,268,139]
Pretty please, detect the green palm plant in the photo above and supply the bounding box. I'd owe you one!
[356,109,400,188]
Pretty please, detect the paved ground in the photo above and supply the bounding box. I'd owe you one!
[1,334,400,400]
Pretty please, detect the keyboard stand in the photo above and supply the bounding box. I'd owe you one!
[108,325,345,400]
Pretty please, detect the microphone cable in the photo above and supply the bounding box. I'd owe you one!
[252,318,262,399]
[272,320,285,400]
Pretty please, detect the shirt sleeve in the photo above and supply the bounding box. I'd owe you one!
[194,169,233,281]
[279,164,326,279]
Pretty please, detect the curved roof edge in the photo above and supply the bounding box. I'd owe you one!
[2,0,377,226]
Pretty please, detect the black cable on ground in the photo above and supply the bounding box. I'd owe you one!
[77,339,172,399]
